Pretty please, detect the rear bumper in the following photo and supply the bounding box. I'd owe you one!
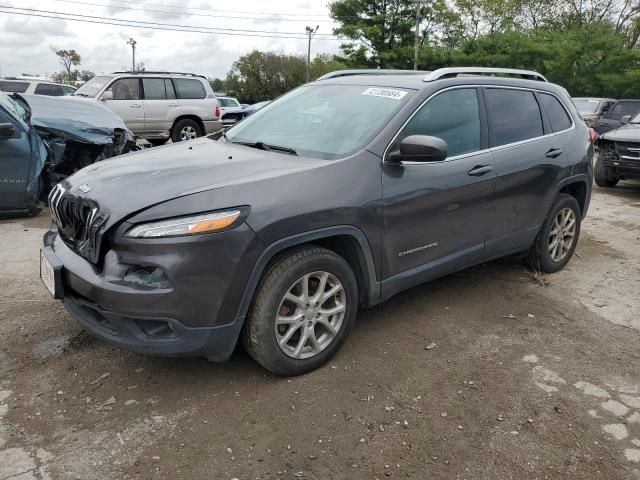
[203,120,223,134]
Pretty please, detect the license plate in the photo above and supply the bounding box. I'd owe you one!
[40,248,63,299]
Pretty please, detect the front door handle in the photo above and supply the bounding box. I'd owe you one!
[129,104,142,108]
[467,165,493,176]
[545,148,563,158]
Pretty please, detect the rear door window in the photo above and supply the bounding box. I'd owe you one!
[539,93,572,132]
[608,101,640,120]
[164,79,176,99]
[485,89,544,146]
[397,88,481,158]
[173,79,206,99]
[142,78,167,100]
[0,81,29,93]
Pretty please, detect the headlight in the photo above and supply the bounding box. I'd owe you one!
[125,209,242,238]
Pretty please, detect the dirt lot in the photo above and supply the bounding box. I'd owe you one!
[1,183,639,480]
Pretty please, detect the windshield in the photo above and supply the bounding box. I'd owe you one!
[630,112,640,123]
[0,93,29,124]
[573,98,600,114]
[73,76,113,97]
[219,97,238,107]
[226,84,414,159]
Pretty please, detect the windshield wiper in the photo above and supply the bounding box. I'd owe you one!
[231,140,298,156]
[72,93,90,97]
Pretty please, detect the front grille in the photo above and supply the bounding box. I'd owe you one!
[49,184,109,264]
[615,141,640,161]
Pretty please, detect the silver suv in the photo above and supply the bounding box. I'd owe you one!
[71,72,222,143]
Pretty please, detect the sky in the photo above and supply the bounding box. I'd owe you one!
[0,0,342,79]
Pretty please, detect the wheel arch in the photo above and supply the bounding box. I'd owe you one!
[235,226,380,321]
[556,174,590,218]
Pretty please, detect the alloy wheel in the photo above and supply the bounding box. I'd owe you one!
[180,125,197,141]
[275,271,346,360]
[548,207,577,262]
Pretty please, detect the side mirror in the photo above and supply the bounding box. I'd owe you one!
[100,90,113,101]
[388,135,448,163]
[0,123,17,140]
[621,115,632,124]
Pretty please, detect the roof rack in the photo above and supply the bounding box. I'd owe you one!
[317,69,428,81]
[111,71,206,79]
[423,67,547,83]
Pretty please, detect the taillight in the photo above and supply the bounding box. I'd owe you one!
[589,127,597,143]
[215,104,221,119]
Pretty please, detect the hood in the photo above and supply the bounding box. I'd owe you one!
[18,93,130,144]
[600,122,640,143]
[63,137,326,225]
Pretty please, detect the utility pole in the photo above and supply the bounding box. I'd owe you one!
[127,37,137,72]
[414,1,422,70]
[305,25,319,82]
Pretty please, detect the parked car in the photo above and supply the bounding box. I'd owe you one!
[242,100,271,118]
[0,78,76,96]
[573,97,616,127]
[217,96,245,127]
[41,67,593,376]
[595,111,640,187]
[0,92,136,217]
[70,71,222,143]
[593,99,640,135]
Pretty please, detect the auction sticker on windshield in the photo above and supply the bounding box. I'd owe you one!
[361,87,408,100]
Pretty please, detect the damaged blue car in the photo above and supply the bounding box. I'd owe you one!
[0,92,137,217]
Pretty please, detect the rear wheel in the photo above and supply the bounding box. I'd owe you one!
[594,156,619,187]
[526,193,581,273]
[171,119,202,142]
[242,246,358,376]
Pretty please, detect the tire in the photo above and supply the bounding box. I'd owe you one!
[171,119,202,142]
[242,246,358,376]
[594,156,619,187]
[526,193,581,273]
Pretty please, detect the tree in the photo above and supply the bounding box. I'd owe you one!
[209,77,225,92]
[55,49,81,83]
[79,70,95,82]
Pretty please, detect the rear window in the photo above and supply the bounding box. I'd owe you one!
[173,79,206,99]
[485,89,544,147]
[0,81,29,93]
[34,83,63,96]
[540,93,572,132]
[608,101,640,120]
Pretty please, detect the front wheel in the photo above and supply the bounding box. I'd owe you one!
[171,119,202,142]
[594,157,619,187]
[242,246,358,376]
[526,193,581,273]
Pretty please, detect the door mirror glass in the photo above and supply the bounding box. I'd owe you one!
[100,90,113,101]
[0,123,17,140]
[621,115,632,124]
[390,135,448,163]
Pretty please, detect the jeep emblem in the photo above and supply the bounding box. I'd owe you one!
[78,184,92,194]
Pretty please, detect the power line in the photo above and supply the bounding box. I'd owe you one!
[0,6,343,39]
[75,0,333,18]
[51,0,338,23]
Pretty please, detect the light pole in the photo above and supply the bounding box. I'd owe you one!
[413,1,422,70]
[127,37,137,72]
[305,25,319,82]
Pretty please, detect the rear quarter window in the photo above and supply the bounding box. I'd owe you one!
[0,81,29,93]
[540,93,572,132]
[173,79,206,99]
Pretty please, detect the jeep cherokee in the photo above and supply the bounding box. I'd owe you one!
[41,67,593,376]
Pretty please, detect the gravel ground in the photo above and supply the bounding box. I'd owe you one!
[0,183,639,480]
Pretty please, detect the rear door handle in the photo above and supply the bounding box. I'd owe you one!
[129,104,142,108]
[545,148,563,158]
[467,165,493,176]
[168,103,179,107]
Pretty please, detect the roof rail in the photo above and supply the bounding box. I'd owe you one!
[111,71,206,79]
[423,67,547,83]
[317,69,428,81]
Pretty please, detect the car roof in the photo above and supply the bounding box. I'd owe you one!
[110,71,206,79]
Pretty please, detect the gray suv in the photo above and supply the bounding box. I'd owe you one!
[71,72,222,143]
[41,68,593,376]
